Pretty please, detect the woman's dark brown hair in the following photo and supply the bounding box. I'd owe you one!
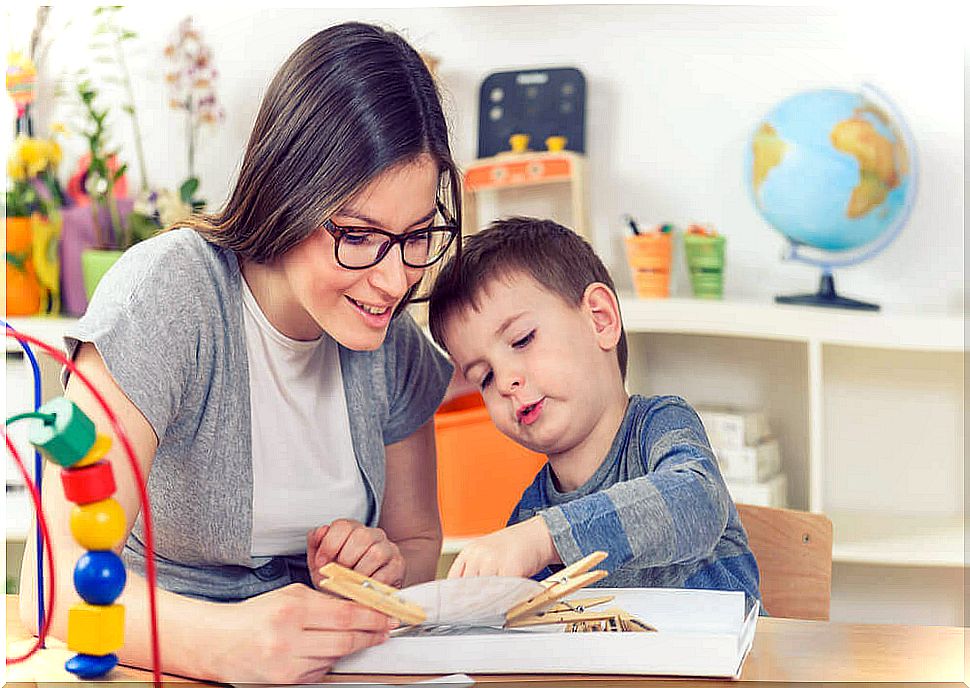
[184,21,461,310]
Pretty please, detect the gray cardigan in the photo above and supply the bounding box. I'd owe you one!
[64,229,452,601]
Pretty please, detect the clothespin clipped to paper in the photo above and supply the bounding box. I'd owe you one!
[317,563,427,625]
[504,551,609,624]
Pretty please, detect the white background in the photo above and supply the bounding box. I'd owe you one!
[4,2,965,313]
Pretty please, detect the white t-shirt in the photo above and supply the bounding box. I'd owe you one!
[241,279,369,557]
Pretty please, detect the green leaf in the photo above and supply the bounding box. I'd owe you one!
[179,177,200,203]
[112,163,128,181]
[121,30,137,40]
[122,104,134,115]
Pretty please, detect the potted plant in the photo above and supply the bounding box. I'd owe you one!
[5,131,65,316]
[162,16,224,213]
[72,78,135,300]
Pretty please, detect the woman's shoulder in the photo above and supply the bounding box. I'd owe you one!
[103,228,239,308]
[122,228,235,283]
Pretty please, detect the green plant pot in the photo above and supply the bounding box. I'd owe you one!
[81,248,124,301]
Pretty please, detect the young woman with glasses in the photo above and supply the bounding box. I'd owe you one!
[19,22,461,683]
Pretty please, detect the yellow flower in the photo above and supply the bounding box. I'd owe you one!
[8,134,59,179]
[7,154,26,181]
[18,136,47,177]
[43,139,62,167]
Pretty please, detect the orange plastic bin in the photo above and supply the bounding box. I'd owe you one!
[434,393,547,537]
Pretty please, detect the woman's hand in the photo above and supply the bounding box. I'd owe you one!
[208,583,396,683]
[447,516,560,579]
[307,519,406,589]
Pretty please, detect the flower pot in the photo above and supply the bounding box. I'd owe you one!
[81,248,124,301]
[5,216,42,316]
[59,198,133,315]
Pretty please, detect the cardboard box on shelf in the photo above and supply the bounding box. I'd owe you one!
[715,438,781,483]
[725,473,787,508]
[697,407,771,450]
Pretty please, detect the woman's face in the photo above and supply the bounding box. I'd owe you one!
[281,154,441,350]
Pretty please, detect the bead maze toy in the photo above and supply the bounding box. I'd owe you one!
[4,324,162,686]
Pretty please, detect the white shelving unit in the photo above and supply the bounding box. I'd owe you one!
[5,308,965,623]
[618,294,964,570]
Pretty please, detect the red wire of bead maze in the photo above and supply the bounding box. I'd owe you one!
[3,330,162,688]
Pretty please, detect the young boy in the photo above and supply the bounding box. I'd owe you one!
[427,217,760,604]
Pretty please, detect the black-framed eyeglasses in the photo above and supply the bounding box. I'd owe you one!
[322,200,459,270]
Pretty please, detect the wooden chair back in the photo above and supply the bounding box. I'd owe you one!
[736,503,833,620]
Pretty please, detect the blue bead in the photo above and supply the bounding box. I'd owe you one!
[65,652,118,678]
[73,551,127,605]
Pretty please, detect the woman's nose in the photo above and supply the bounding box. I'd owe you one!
[370,247,411,299]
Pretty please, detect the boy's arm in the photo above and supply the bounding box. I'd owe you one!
[540,397,731,573]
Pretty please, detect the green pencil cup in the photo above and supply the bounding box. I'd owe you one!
[684,233,726,299]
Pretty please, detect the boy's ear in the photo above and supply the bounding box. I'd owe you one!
[581,283,622,352]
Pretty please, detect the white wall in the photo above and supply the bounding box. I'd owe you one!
[9,3,965,313]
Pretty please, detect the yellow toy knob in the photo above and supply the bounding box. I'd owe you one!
[509,134,530,154]
[74,433,112,468]
[70,498,127,550]
[545,136,567,152]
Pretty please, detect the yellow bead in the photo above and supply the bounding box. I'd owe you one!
[74,434,112,468]
[70,498,127,550]
[67,602,124,655]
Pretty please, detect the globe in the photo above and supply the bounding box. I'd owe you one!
[746,85,917,311]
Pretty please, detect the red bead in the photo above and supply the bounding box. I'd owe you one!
[61,461,116,505]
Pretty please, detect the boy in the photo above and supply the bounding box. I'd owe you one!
[427,217,760,604]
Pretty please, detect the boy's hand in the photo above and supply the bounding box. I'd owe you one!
[308,519,406,590]
[446,516,560,579]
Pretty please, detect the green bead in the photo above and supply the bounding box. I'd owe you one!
[28,397,96,468]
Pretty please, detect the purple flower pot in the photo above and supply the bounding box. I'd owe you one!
[59,199,134,316]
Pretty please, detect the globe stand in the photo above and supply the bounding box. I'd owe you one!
[775,272,879,311]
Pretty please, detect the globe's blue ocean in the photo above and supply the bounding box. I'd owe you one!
[748,89,911,252]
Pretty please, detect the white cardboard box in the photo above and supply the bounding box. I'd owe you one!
[334,587,759,678]
[726,473,787,508]
[698,407,771,450]
[715,439,781,483]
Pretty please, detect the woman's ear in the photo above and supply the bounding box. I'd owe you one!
[582,283,622,352]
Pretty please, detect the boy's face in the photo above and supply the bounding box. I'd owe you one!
[442,271,623,459]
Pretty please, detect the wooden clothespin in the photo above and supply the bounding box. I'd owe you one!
[504,551,609,624]
[317,563,427,626]
[508,606,656,632]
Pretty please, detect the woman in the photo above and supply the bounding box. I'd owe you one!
[20,22,461,683]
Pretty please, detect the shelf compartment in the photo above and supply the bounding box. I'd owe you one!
[829,510,965,567]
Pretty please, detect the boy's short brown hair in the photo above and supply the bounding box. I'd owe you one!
[428,217,627,380]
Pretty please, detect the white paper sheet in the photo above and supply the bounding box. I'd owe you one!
[398,576,543,626]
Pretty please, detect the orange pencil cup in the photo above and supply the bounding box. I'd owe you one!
[625,233,672,298]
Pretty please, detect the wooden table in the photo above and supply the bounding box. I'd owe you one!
[5,595,965,685]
